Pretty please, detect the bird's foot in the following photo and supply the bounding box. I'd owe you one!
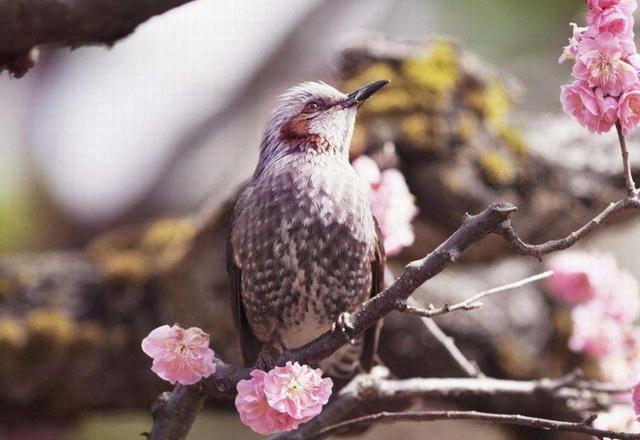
[255,348,278,371]
[332,312,357,345]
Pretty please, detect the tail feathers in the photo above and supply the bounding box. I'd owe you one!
[319,339,363,379]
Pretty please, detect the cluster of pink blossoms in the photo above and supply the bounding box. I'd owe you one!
[352,155,418,256]
[546,251,640,429]
[142,326,333,435]
[235,362,333,435]
[560,0,640,135]
[546,251,640,381]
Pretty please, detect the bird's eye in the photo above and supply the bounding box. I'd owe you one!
[303,101,321,113]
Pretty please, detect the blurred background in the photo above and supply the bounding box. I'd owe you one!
[4,0,638,439]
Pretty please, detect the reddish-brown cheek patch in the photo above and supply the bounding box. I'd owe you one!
[280,114,312,141]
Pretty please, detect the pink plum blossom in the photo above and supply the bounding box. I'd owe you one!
[618,87,640,134]
[593,405,640,438]
[545,251,618,304]
[587,0,638,14]
[352,154,381,187]
[235,370,298,435]
[586,4,636,39]
[141,324,216,385]
[573,33,637,96]
[353,155,418,256]
[263,361,333,421]
[560,23,588,63]
[560,81,618,133]
[599,328,640,383]
[235,364,333,435]
[544,251,640,321]
[568,302,626,357]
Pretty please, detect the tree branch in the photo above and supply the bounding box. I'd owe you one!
[416,313,483,378]
[498,195,640,259]
[616,121,638,197]
[307,410,640,440]
[148,385,206,440]
[271,367,624,440]
[0,0,198,77]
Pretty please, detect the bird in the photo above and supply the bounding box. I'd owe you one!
[227,79,388,378]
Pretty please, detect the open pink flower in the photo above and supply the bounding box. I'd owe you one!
[263,362,333,421]
[573,33,637,96]
[569,302,626,357]
[141,324,216,385]
[560,81,618,133]
[560,23,588,63]
[600,327,640,383]
[587,3,636,39]
[545,251,618,304]
[619,87,640,134]
[235,370,298,435]
[594,405,640,436]
[353,155,418,256]
[587,0,637,13]
[371,169,419,255]
[352,154,381,186]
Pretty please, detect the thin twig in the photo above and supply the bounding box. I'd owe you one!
[308,410,640,440]
[397,271,554,318]
[416,311,483,377]
[498,195,640,259]
[616,121,638,197]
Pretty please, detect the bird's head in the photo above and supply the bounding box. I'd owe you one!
[259,80,388,159]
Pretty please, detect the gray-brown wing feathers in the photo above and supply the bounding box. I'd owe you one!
[360,218,386,371]
[226,233,261,367]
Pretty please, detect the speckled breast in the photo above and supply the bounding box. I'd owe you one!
[231,153,376,349]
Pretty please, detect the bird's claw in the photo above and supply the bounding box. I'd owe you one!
[255,349,278,371]
[332,312,357,345]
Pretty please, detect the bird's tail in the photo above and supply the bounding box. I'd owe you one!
[319,338,363,379]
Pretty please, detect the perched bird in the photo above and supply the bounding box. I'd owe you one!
[228,80,388,377]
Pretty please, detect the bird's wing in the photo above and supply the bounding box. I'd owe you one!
[360,217,386,371]
[227,229,262,367]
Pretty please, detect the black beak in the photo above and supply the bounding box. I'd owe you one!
[341,80,389,108]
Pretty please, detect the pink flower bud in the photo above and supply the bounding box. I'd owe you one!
[141,324,216,385]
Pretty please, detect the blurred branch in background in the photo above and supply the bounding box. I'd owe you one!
[0,0,197,77]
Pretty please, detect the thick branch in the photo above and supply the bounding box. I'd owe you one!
[308,410,640,440]
[0,0,197,77]
[148,385,206,440]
